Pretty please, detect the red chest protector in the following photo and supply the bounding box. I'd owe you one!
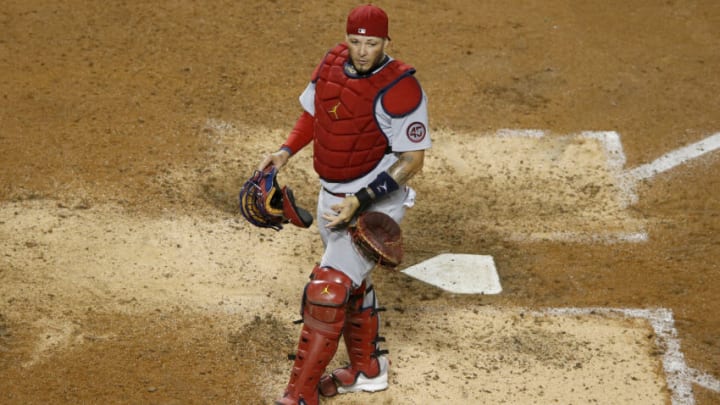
[312,43,415,183]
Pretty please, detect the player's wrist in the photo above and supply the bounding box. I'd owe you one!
[278,146,293,156]
[270,148,290,168]
[367,171,399,199]
[354,187,373,208]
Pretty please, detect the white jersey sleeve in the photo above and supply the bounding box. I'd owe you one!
[376,89,431,152]
[299,82,316,116]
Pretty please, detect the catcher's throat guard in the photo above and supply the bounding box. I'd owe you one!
[239,166,313,230]
[281,186,314,228]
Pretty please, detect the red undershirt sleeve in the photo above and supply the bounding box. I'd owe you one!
[281,111,314,155]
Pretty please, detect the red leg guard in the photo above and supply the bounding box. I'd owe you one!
[319,283,388,396]
[276,266,353,405]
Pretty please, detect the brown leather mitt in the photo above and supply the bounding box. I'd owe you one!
[350,211,403,268]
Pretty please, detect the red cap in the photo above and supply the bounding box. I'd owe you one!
[346,4,389,39]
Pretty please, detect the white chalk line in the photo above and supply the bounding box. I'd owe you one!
[620,132,720,206]
[541,307,720,405]
[627,132,720,181]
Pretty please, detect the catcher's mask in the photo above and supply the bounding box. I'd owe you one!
[239,166,313,231]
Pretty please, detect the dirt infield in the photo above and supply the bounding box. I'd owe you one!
[1,1,719,404]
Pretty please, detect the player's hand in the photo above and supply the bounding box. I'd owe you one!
[322,195,360,228]
[257,149,290,171]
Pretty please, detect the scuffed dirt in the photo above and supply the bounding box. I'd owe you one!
[1,0,719,404]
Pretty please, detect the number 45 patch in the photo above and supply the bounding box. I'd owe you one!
[406,122,426,143]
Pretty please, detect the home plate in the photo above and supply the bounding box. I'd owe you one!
[401,253,501,294]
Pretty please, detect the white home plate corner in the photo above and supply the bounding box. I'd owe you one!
[402,253,501,294]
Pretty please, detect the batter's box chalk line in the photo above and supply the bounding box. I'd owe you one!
[542,307,720,405]
[619,131,720,206]
[497,129,720,241]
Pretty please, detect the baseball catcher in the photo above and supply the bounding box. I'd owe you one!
[250,5,431,405]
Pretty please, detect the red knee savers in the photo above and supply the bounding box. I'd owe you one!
[305,267,353,324]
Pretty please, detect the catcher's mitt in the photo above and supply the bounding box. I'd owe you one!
[239,166,313,231]
[350,211,403,268]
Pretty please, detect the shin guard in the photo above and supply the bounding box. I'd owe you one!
[320,282,389,396]
[276,266,353,405]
